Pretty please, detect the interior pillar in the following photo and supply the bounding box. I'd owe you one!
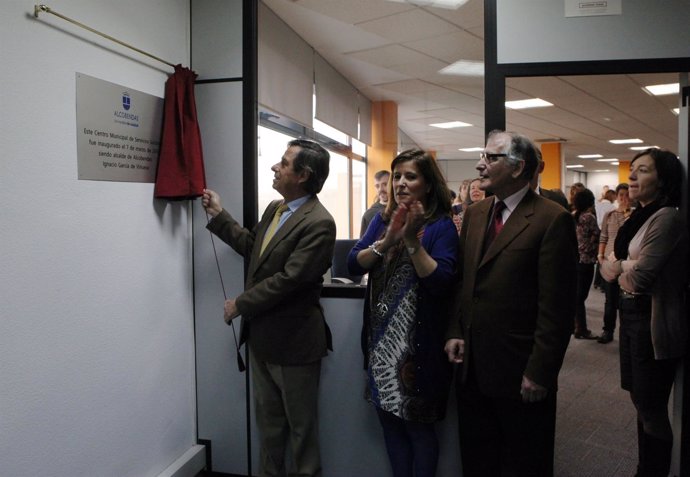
[540,142,564,190]
[366,101,397,204]
[618,160,631,184]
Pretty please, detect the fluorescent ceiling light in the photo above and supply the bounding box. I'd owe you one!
[673,108,680,115]
[459,147,484,152]
[385,0,470,8]
[578,154,603,159]
[592,169,610,173]
[505,98,553,110]
[643,83,679,96]
[566,164,583,169]
[611,162,620,166]
[429,121,472,129]
[595,158,618,162]
[439,60,484,77]
[609,138,643,144]
[629,146,658,151]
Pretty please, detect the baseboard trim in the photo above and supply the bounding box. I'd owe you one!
[157,444,206,477]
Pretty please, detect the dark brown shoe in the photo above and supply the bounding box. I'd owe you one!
[597,331,613,343]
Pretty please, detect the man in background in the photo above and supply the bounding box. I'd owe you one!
[202,139,336,477]
[360,170,390,237]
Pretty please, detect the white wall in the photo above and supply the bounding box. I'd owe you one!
[586,172,621,201]
[438,159,481,196]
[497,0,690,64]
[0,2,198,476]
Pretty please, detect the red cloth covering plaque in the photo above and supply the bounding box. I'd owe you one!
[154,65,206,200]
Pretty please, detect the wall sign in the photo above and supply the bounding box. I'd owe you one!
[565,0,622,17]
[76,73,163,182]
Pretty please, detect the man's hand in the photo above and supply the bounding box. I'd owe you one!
[202,189,223,218]
[520,375,548,403]
[224,299,239,324]
[444,338,465,363]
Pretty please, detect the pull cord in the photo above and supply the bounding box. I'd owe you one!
[206,211,246,372]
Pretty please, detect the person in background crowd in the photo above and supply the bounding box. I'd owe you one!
[445,130,577,477]
[455,179,470,209]
[599,185,610,201]
[466,177,485,206]
[595,189,617,229]
[202,139,336,477]
[596,183,631,344]
[348,149,457,477]
[449,189,457,203]
[361,170,390,237]
[452,178,484,234]
[568,182,585,211]
[593,189,617,291]
[572,188,600,339]
[600,149,688,477]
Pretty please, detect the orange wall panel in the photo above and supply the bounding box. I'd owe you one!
[366,101,398,204]
[540,143,563,190]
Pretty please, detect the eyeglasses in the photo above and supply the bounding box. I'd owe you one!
[480,152,509,164]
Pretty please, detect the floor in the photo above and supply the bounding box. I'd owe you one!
[197,284,639,477]
[554,284,638,477]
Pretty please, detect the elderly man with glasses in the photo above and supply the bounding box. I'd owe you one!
[445,130,578,477]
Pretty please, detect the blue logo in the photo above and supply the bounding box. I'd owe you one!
[122,92,131,111]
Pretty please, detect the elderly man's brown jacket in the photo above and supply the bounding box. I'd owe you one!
[448,190,577,399]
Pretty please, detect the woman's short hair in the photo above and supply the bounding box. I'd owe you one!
[383,149,451,221]
[631,148,682,207]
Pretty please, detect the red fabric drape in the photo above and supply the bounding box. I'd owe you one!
[154,65,206,200]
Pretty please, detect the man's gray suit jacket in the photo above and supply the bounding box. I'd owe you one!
[207,196,336,365]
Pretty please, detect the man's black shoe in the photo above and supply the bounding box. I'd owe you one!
[597,331,613,344]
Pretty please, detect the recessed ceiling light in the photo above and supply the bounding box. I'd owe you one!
[505,98,554,109]
[595,158,618,162]
[429,121,472,129]
[459,147,484,152]
[643,83,679,96]
[439,60,484,77]
[609,138,643,144]
[592,169,610,173]
[672,108,680,115]
[611,162,620,166]
[566,164,584,169]
[629,146,659,151]
[578,154,603,159]
[385,0,470,9]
